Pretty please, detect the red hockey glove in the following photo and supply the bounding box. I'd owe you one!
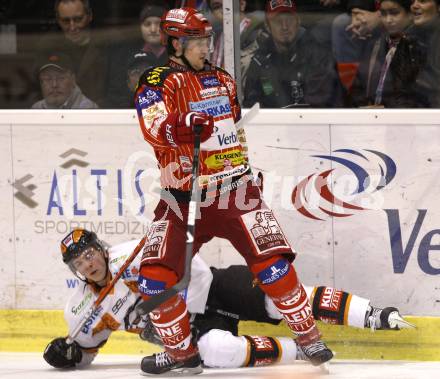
[162,112,214,146]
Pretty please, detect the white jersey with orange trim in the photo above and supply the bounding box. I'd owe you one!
[64,239,212,363]
[134,60,249,191]
[64,240,143,355]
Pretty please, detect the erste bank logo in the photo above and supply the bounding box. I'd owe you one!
[292,149,397,220]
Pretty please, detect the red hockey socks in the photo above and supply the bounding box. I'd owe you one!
[138,265,199,361]
[251,257,320,346]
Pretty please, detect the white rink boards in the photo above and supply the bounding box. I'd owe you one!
[1,353,440,379]
[2,110,440,315]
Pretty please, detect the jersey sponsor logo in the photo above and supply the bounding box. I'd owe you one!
[141,101,167,135]
[151,114,166,138]
[165,124,178,147]
[198,164,247,187]
[154,322,187,347]
[141,221,168,261]
[200,86,228,98]
[200,76,221,88]
[203,150,244,170]
[217,130,238,147]
[112,290,131,315]
[319,287,343,312]
[279,289,302,307]
[166,9,188,23]
[284,304,314,328]
[146,66,168,85]
[71,292,93,315]
[241,210,291,255]
[138,276,166,296]
[252,336,273,350]
[109,255,126,265]
[81,305,103,334]
[257,259,290,285]
[179,156,192,173]
[138,89,162,108]
[189,96,231,118]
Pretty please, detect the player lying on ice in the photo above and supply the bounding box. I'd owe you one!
[43,229,414,371]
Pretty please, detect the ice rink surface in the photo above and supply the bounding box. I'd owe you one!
[1,353,439,379]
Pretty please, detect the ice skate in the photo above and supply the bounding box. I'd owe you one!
[297,340,333,367]
[140,351,202,376]
[366,306,416,331]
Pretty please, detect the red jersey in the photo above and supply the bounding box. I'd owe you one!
[134,60,249,191]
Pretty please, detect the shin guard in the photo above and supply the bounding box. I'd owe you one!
[138,265,198,361]
[251,257,320,346]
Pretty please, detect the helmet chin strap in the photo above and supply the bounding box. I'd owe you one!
[176,50,199,71]
[175,38,202,71]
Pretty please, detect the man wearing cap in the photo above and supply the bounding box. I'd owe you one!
[37,0,108,106]
[106,3,168,108]
[243,0,341,108]
[32,53,98,109]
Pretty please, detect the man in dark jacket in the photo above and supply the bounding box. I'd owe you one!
[243,0,342,108]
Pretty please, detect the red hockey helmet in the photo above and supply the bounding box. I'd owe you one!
[160,7,213,45]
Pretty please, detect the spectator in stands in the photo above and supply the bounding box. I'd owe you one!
[410,0,440,107]
[206,0,264,90]
[32,53,98,109]
[123,51,155,108]
[332,0,381,95]
[208,0,263,67]
[351,0,427,107]
[243,0,342,108]
[38,0,108,106]
[105,2,168,108]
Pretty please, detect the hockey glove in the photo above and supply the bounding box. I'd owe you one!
[43,337,83,368]
[162,112,214,146]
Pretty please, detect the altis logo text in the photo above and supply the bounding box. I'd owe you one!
[31,148,162,235]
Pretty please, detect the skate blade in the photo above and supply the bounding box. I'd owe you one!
[396,318,416,329]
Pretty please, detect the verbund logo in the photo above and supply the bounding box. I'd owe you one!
[292,149,397,220]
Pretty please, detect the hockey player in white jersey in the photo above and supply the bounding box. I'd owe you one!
[43,228,413,369]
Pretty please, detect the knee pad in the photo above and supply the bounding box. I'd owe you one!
[138,264,178,300]
[250,256,298,298]
[198,329,248,368]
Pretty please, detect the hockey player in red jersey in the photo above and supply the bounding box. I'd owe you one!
[134,6,333,375]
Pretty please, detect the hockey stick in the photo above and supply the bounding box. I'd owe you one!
[66,236,147,344]
[136,105,260,316]
[136,126,203,316]
[236,102,260,162]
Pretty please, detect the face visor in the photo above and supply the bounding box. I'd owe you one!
[179,34,215,54]
[67,243,105,281]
